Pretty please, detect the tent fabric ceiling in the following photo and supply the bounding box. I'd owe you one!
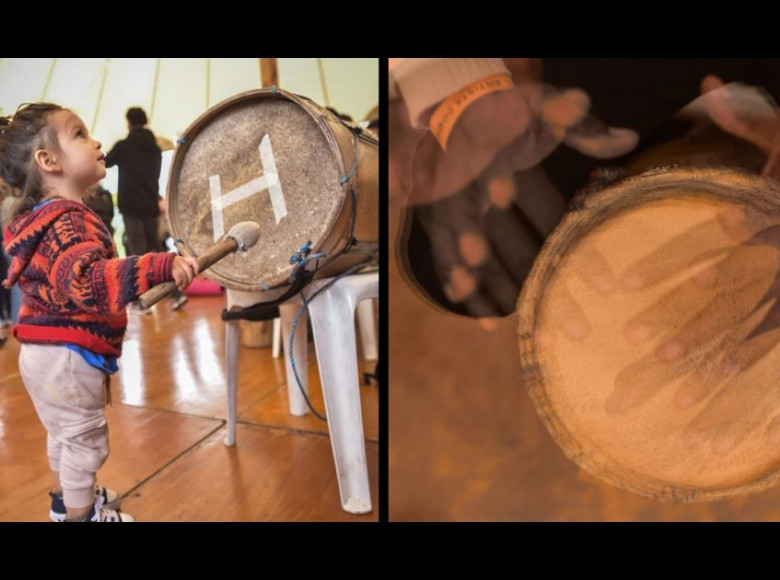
[0,58,377,144]
[0,58,378,195]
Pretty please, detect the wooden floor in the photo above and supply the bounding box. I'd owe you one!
[389,202,780,522]
[0,293,378,522]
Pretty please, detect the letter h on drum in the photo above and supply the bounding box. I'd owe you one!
[208,134,288,241]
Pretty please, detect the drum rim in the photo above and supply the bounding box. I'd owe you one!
[165,87,351,291]
[517,166,780,503]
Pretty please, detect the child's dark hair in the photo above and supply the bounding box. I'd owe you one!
[126,107,147,127]
[0,102,64,218]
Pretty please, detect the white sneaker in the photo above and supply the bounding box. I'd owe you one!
[68,495,135,522]
[49,485,121,522]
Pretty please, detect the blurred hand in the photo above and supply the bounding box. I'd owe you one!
[390,62,639,208]
[605,204,780,456]
[172,255,199,291]
[701,74,780,181]
[392,61,639,320]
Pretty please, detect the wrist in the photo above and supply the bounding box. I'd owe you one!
[428,73,514,150]
[395,58,510,128]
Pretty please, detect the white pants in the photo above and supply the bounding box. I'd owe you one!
[19,344,109,509]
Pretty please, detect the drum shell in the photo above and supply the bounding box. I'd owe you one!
[165,88,378,294]
[518,127,780,502]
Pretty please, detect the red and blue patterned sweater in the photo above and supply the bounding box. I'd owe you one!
[2,199,175,356]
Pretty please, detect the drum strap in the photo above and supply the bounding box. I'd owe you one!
[220,269,314,322]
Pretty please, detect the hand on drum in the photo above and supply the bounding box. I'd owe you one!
[700,74,780,181]
[605,205,780,455]
[171,256,199,291]
[392,64,639,323]
[389,67,640,208]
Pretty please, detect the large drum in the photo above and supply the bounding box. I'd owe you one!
[166,88,378,293]
[518,127,780,502]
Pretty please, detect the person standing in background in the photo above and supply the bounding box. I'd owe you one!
[83,184,115,236]
[105,107,188,313]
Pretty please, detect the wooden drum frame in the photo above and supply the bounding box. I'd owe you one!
[166,88,378,294]
[518,129,780,502]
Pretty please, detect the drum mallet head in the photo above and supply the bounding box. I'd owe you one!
[226,221,262,252]
[136,221,261,309]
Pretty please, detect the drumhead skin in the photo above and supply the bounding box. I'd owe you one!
[518,167,780,502]
[167,88,378,292]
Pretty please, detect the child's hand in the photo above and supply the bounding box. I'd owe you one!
[172,256,199,291]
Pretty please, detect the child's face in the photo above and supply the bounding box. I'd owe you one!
[49,110,106,192]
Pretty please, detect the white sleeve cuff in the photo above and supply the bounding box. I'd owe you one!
[393,58,510,128]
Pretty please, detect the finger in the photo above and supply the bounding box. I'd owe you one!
[564,117,639,160]
[606,347,692,416]
[483,201,543,289]
[415,187,484,303]
[651,265,775,364]
[494,166,567,236]
[673,330,763,412]
[569,244,617,296]
[747,294,780,339]
[555,280,592,341]
[478,317,501,331]
[540,87,591,135]
[620,218,733,292]
[626,244,776,349]
[700,76,779,152]
[681,343,780,454]
[715,205,780,243]
[476,250,527,315]
[744,223,780,249]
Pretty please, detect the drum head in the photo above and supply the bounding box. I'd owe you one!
[519,167,780,501]
[167,89,347,291]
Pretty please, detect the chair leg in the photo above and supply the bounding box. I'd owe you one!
[271,317,282,359]
[225,320,240,446]
[356,299,378,361]
[307,285,372,514]
[279,299,309,417]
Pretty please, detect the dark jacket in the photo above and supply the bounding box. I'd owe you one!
[104,127,162,219]
[84,186,115,235]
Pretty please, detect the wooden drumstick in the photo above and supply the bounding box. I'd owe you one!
[136,221,262,309]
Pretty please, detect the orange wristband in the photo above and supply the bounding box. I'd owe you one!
[428,73,513,150]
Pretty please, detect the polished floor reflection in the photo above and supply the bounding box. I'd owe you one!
[0,294,378,522]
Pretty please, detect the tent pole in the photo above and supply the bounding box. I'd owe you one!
[316,58,330,107]
[259,58,278,88]
[90,58,110,136]
[149,58,162,126]
[40,58,58,101]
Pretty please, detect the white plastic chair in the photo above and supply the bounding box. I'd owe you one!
[224,271,379,514]
[270,298,377,362]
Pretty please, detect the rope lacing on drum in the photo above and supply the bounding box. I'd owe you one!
[340,131,360,185]
[289,241,326,280]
